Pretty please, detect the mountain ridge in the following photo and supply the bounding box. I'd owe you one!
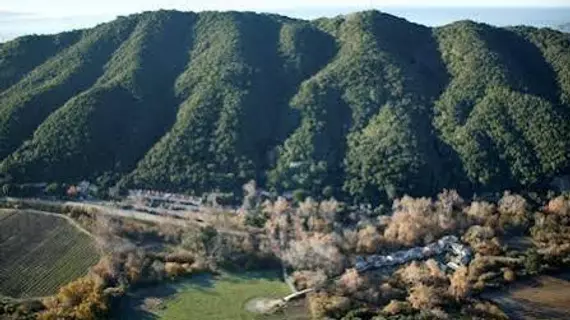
[0,9,568,204]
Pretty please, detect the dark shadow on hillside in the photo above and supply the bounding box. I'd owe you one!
[478,24,560,104]
[233,12,338,177]
[370,11,450,99]
[367,11,470,197]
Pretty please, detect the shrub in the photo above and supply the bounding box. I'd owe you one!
[292,270,328,289]
[463,225,502,256]
[396,260,447,287]
[463,301,509,320]
[283,233,346,276]
[546,196,570,216]
[503,268,516,282]
[39,276,107,320]
[339,268,365,294]
[448,266,471,300]
[382,300,412,315]
[407,283,443,310]
[384,191,471,246]
[357,225,384,253]
[165,262,186,278]
[498,192,530,233]
[307,292,351,319]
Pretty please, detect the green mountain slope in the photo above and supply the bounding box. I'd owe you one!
[1,11,195,183]
[125,12,336,195]
[0,31,83,93]
[0,17,138,160]
[0,10,568,203]
[434,22,570,192]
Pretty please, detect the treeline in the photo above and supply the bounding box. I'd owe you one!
[249,189,570,319]
[0,10,569,204]
[3,186,570,319]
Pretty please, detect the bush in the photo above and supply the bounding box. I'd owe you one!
[339,268,365,294]
[382,300,412,315]
[503,268,516,282]
[407,284,444,310]
[498,192,530,233]
[307,292,351,319]
[292,270,327,290]
[357,225,384,253]
[283,233,346,276]
[39,276,107,320]
[165,262,186,278]
[463,301,509,320]
[463,225,502,256]
[449,266,471,300]
[384,191,471,246]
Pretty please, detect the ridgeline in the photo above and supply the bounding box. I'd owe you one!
[0,10,569,204]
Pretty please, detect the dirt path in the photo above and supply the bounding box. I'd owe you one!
[2,197,259,238]
[484,274,570,320]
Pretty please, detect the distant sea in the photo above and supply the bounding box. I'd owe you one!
[1,7,569,43]
[287,6,570,28]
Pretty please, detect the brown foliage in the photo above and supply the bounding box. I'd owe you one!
[463,301,509,320]
[339,268,365,294]
[468,256,523,290]
[463,225,502,256]
[384,191,471,246]
[356,225,384,253]
[339,229,358,253]
[382,300,412,315]
[503,268,516,282]
[396,260,447,287]
[164,262,186,278]
[283,233,345,276]
[292,270,327,290]
[39,276,106,320]
[498,192,530,231]
[307,292,351,319]
[465,201,499,230]
[449,266,471,300]
[546,196,570,216]
[407,283,443,310]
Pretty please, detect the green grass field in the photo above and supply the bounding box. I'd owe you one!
[117,271,306,320]
[0,209,100,298]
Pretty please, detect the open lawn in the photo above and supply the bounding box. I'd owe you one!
[0,209,100,298]
[116,271,308,320]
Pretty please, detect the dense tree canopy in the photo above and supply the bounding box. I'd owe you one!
[0,10,568,204]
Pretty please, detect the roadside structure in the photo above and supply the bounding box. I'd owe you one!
[355,235,473,272]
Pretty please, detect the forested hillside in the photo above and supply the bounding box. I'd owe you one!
[0,10,569,204]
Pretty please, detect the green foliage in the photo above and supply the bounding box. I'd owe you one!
[0,15,139,160]
[1,11,194,183]
[0,31,82,92]
[127,12,335,195]
[0,11,568,204]
[271,12,449,202]
[434,21,570,191]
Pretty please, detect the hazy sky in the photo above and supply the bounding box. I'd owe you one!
[1,0,569,41]
[2,0,570,16]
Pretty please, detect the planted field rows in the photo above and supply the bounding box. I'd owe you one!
[0,210,100,298]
